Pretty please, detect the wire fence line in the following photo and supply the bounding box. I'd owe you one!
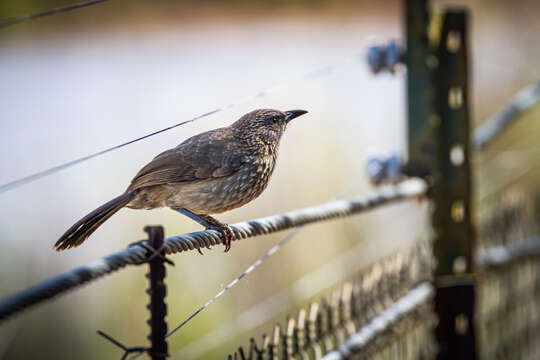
[0,179,426,323]
[127,227,304,360]
[322,282,435,360]
[472,79,540,151]
[3,43,533,198]
[0,0,111,29]
[162,174,418,359]
[224,237,436,360]
[1,70,532,196]
[0,109,218,195]
[476,236,540,268]
[0,52,362,196]
[174,229,411,359]
[165,227,303,339]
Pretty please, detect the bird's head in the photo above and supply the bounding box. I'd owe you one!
[231,109,308,146]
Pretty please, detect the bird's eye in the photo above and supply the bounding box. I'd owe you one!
[271,115,279,124]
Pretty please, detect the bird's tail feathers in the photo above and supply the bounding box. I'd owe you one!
[54,191,136,251]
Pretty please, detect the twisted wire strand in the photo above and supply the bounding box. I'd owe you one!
[0,53,361,196]
[473,80,540,151]
[163,180,424,255]
[173,232,430,359]
[475,235,540,268]
[322,282,435,360]
[0,0,110,29]
[0,179,426,323]
[127,228,305,359]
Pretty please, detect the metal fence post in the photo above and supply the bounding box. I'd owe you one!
[145,225,169,360]
[404,0,476,358]
[432,10,476,359]
[404,0,437,179]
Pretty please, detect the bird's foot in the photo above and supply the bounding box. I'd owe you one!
[216,224,234,253]
[199,215,234,252]
[174,209,234,253]
[205,223,233,252]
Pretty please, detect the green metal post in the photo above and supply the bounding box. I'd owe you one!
[432,10,476,359]
[404,0,476,358]
[404,0,437,178]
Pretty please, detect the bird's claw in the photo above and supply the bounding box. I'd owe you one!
[175,210,234,253]
[205,223,233,252]
[222,225,234,252]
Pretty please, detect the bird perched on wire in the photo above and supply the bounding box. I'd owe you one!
[55,109,308,252]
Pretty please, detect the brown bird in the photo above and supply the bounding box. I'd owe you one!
[54,109,308,252]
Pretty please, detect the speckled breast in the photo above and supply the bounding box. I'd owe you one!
[165,154,277,214]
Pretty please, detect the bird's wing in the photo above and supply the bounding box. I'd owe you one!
[126,128,244,191]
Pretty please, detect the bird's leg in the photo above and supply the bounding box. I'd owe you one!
[198,214,234,253]
[175,208,234,253]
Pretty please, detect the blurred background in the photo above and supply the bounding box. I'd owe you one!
[0,0,539,359]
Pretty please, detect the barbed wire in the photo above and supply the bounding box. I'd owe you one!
[0,53,362,196]
[0,0,111,29]
[0,179,426,323]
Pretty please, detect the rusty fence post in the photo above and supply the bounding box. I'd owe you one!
[145,226,169,360]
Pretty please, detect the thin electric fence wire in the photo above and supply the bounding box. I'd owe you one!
[0,53,362,196]
[0,0,111,29]
[165,227,302,341]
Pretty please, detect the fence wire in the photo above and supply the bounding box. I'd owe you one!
[0,52,361,195]
[175,228,422,359]
[166,227,303,340]
[0,179,426,323]
[0,0,111,29]
[228,238,436,360]
[472,79,540,151]
[476,190,540,359]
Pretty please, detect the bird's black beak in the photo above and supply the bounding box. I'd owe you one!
[285,109,308,123]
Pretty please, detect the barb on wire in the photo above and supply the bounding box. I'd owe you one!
[472,80,540,150]
[129,227,304,360]
[0,179,426,323]
[97,330,147,360]
[0,53,361,196]
[0,0,110,29]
